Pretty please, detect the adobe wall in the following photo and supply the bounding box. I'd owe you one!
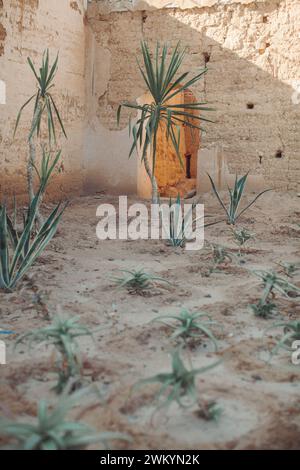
[1,0,299,201]
[0,0,87,202]
[85,0,300,194]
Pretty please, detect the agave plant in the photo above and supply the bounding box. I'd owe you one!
[113,268,170,295]
[266,320,300,357]
[231,227,255,254]
[16,316,92,393]
[250,301,277,319]
[0,389,129,450]
[276,261,300,278]
[0,187,65,291]
[14,50,66,224]
[162,195,188,248]
[250,270,300,319]
[135,349,220,409]
[118,42,213,203]
[252,270,300,299]
[210,243,235,272]
[161,194,222,248]
[207,173,271,225]
[152,309,220,350]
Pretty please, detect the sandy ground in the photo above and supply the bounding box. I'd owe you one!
[0,190,300,450]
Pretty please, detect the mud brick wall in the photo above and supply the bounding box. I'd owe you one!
[1,0,299,200]
[0,0,87,202]
[85,0,300,194]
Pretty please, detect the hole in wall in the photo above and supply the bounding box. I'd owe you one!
[262,15,268,23]
[259,155,263,164]
[247,102,254,109]
[275,149,283,159]
[203,52,211,65]
[142,11,147,23]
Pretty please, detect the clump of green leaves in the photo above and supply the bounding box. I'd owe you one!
[16,316,92,393]
[210,243,235,272]
[0,390,129,450]
[250,302,277,318]
[196,400,223,421]
[250,270,300,319]
[266,320,300,357]
[14,50,66,143]
[162,195,190,248]
[207,172,271,225]
[113,269,170,295]
[162,195,221,248]
[276,262,300,278]
[231,227,255,255]
[135,349,220,409]
[0,187,65,291]
[152,309,220,350]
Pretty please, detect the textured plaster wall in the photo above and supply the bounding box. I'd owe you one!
[1,0,299,200]
[0,0,86,202]
[85,0,300,193]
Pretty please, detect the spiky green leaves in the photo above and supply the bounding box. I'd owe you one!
[266,320,300,357]
[113,268,171,295]
[231,227,255,247]
[16,316,92,393]
[135,349,220,409]
[14,49,67,143]
[0,389,130,450]
[250,270,300,319]
[207,172,271,225]
[33,148,62,190]
[152,309,220,350]
[0,188,65,290]
[117,42,213,174]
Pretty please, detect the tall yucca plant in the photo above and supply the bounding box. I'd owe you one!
[117,42,213,203]
[14,50,67,224]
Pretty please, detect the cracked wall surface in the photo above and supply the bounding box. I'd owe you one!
[0,0,86,201]
[85,0,300,193]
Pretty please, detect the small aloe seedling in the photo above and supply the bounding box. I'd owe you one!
[16,316,92,393]
[252,270,300,299]
[276,262,300,278]
[207,172,271,225]
[113,269,170,295]
[250,301,277,319]
[152,309,220,350]
[0,390,129,450]
[266,320,300,357]
[161,194,221,248]
[135,349,220,409]
[231,227,255,254]
[250,270,300,319]
[197,400,223,421]
[210,243,235,271]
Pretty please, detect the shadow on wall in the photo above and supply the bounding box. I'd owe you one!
[84,0,300,196]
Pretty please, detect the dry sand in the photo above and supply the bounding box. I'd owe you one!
[0,190,300,449]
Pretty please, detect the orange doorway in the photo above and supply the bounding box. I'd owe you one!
[154,88,200,198]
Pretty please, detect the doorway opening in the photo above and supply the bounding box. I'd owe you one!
[155,88,200,198]
[137,88,201,199]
